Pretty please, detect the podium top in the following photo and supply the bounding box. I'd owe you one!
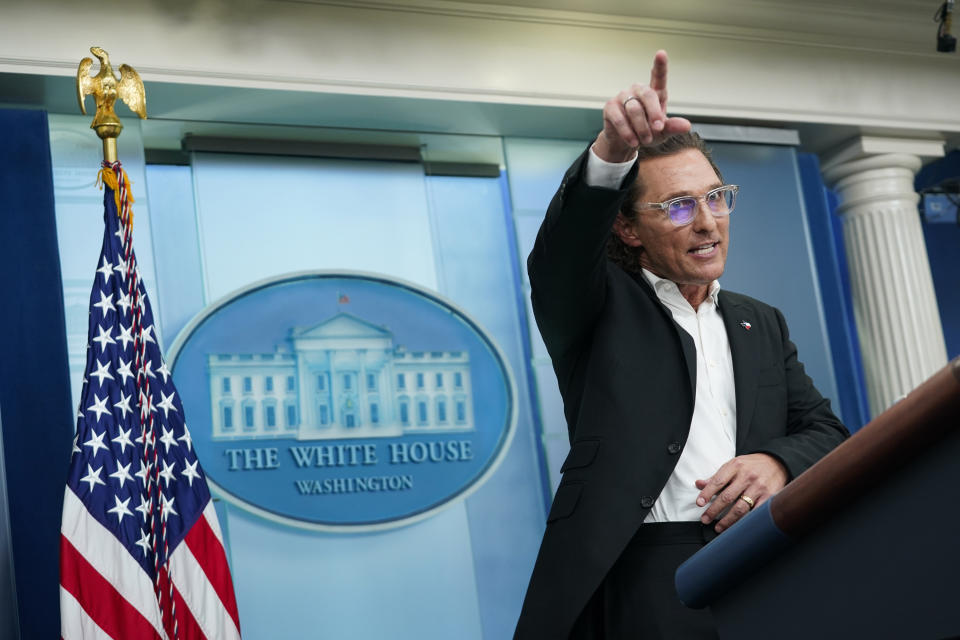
[676,356,960,609]
[772,356,960,537]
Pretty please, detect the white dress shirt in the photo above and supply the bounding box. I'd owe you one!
[583,144,636,189]
[585,146,738,522]
[639,271,737,522]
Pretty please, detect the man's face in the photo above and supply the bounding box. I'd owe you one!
[618,148,729,288]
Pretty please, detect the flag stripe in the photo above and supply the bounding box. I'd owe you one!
[183,503,242,632]
[61,587,115,640]
[60,536,164,640]
[171,532,243,640]
[172,579,208,640]
[158,565,215,640]
[203,506,225,546]
[61,488,167,638]
[173,583,209,640]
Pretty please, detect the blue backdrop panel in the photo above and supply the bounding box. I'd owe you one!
[0,109,74,639]
[142,164,205,344]
[712,143,841,423]
[502,137,600,493]
[426,174,547,638]
[141,154,550,638]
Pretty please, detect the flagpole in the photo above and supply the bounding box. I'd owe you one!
[76,46,147,164]
[62,47,243,640]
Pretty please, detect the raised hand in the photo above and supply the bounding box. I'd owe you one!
[593,50,692,162]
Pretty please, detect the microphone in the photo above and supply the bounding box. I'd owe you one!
[936,0,956,53]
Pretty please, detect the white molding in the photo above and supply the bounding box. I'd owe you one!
[692,124,800,146]
[277,0,935,55]
[6,54,960,136]
[822,153,923,189]
[821,136,946,171]
[2,0,959,138]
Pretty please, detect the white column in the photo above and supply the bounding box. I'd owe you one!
[823,145,947,417]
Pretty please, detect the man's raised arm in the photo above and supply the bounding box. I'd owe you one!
[528,51,691,360]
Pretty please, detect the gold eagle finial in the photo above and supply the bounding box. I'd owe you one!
[76,47,147,162]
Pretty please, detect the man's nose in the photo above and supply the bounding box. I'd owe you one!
[690,200,718,232]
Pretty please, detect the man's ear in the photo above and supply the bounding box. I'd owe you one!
[613,213,644,248]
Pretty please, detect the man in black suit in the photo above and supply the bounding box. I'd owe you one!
[515,50,849,639]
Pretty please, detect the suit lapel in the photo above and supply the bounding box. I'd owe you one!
[719,292,759,452]
[676,322,697,398]
[630,271,697,395]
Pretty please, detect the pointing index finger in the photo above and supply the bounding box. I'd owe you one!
[649,49,669,94]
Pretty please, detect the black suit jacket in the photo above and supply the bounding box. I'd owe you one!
[514,149,849,639]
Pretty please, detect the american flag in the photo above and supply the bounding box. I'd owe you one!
[60,163,242,640]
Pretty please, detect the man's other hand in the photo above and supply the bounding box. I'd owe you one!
[695,453,788,533]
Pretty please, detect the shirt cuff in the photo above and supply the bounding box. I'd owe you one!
[584,145,638,189]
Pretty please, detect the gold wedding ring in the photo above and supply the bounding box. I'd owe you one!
[739,495,755,509]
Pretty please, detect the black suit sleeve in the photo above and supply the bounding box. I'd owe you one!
[527,148,638,365]
[750,307,849,479]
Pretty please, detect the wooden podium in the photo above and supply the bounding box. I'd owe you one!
[676,357,960,640]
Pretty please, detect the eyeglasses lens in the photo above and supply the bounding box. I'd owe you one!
[708,188,735,214]
[668,199,697,225]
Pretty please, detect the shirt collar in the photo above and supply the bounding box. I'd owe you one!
[641,268,721,308]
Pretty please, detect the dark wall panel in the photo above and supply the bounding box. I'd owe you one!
[0,108,74,639]
[917,151,960,361]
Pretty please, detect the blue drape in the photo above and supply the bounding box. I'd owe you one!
[0,108,74,639]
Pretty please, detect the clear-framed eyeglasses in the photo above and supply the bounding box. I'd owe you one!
[639,184,740,227]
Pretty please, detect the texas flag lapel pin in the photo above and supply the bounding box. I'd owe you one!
[740,321,752,331]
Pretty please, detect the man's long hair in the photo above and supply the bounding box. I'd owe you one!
[606,132,723,274]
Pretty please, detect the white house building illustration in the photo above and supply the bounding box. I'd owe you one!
[206,313,475,440]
